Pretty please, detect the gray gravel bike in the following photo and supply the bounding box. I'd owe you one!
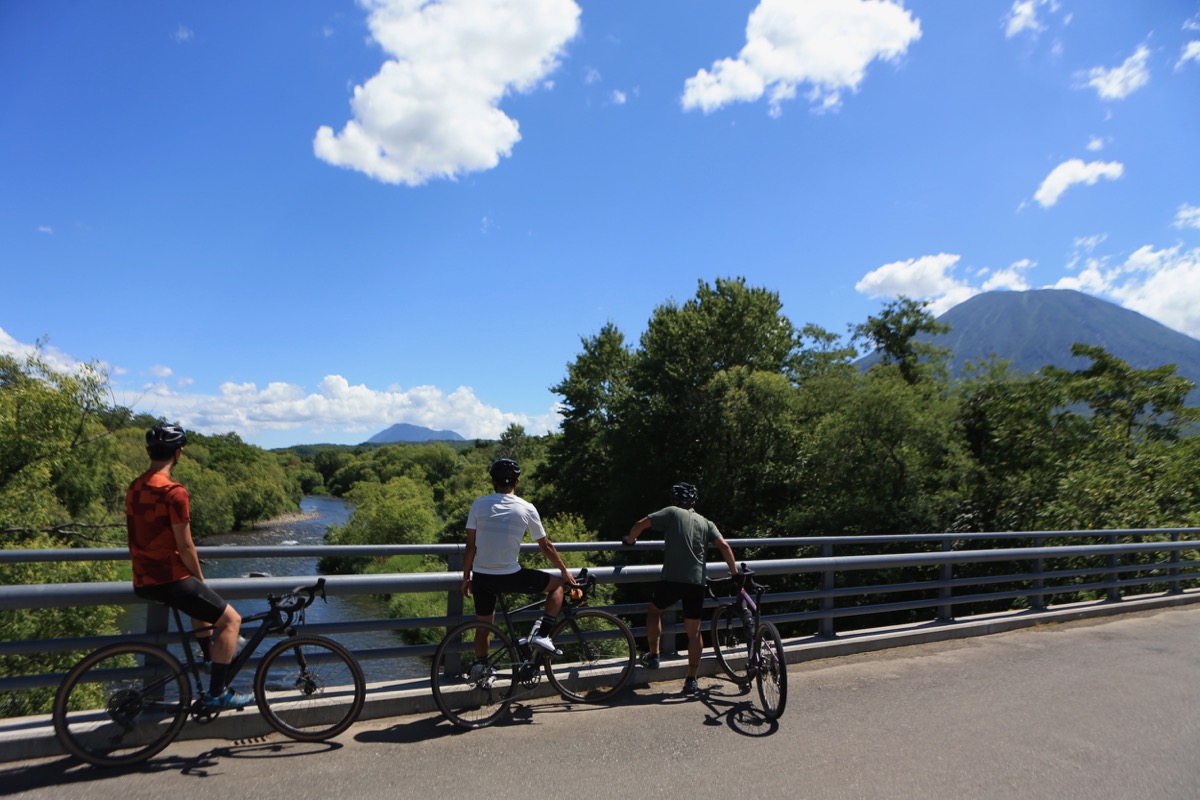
[53,578,365,767]
[430,569,636,729]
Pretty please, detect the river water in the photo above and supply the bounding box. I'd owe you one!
[124,495,424,683]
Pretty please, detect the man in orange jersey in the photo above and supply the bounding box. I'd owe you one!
[127,424,251,710]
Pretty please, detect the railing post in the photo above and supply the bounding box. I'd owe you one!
[819,542,836,638]
[1168,531,1182,595]
[1030,535,1046,611]
[1107,531,1121,602]
[937,538,954,623]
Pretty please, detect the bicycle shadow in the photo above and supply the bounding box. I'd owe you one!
[0,739,343,794]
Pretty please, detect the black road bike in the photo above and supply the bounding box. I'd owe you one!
[430,569,636,729]
[707,566,787,720]
[53,578,366,767]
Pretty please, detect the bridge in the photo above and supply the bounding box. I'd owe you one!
[4,603,1200,799]
[3,531,1200,795]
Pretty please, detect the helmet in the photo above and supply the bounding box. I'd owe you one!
[488,458,521,485]
[146,424,188,449]
[671,483,698,507]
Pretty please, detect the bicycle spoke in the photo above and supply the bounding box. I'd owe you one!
[256,635,366,741]
[54,644,190,768]
[546,610,636,703]
[431,622,517,729]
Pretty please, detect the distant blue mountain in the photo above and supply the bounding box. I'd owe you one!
[366,423,465,444]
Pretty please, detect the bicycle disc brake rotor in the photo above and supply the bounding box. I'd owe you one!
[294,670,323,695]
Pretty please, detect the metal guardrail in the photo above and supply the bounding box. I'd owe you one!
[3,530,1200,695]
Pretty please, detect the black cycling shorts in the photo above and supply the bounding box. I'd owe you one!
[472,567,555,616]
[650,580,707,620]
[134,576,229,624]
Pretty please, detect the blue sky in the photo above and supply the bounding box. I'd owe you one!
[3,0,1199,449]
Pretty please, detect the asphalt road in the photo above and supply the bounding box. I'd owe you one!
[5,605,1200,800]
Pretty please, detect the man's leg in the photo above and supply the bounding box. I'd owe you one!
[645,603,663,657]
[208,604,242,697]
[684,618,703,677]
[474,613,495,659]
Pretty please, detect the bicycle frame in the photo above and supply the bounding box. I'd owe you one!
[170,601,283,705]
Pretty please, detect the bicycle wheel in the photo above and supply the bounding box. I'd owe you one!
[255,635,366,741]
[754,621,787,720]
[711,603,752,686]
[430,621,517,730]
[546,610,636,703]
[53,643,191,768]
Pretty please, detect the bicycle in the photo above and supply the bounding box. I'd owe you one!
[53,577,366,767]
[707,565,787,720]
[430,568,636,729]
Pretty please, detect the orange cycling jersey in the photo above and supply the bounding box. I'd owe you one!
[126,470,192,587]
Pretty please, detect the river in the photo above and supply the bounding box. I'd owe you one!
[123,495,424,683]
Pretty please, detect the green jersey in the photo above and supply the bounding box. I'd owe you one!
[647,505,722,585]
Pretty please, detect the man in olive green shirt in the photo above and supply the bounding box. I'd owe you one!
[624,482,737,695]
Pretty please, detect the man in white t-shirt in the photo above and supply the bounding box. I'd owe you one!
[462,458,576,658]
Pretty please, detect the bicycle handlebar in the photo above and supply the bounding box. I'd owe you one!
[269,577,327,615]
[705,564,767,597]
[566,568,595,608]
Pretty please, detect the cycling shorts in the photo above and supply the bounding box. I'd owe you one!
[472,567,554,616]
[134,576,228,624]
[650,580,707,620]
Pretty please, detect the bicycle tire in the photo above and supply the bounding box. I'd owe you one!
[53,642,191,768]
[710,603,752,686]
[255,635,366,741]
[430,621,517,730]
[754,621,787,720]
[545,609,636,703]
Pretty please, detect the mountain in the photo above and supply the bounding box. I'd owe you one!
[366,423,466,444]
[867,289,1200,395]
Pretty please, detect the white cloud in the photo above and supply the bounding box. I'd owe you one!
[37,225,54,234]
[1005,0,1043,38]
[150,364,173,378]
[981,259,1034,292]
[1176,203,1200,230]
[1085,135,1106,152]
[134,374,561,440]
[610,89,627,105]
[681,0,922,116]
[313,0,581,186]
[855,253,978,315]
[1053,244,1200,338]
[171,25,194,43]
[1178,41,1200,70]
[1080,45,1150,100]
[1033,159,1124,207]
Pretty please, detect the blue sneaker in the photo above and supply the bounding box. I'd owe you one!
[682,677,699,695]
[640,652,660,669]
[203,689,253,711]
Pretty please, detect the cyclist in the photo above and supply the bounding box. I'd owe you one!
[623,482,737,695]
[461,458,577,663]
[126,423,251,710]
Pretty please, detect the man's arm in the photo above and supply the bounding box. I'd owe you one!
[171,521,205,581]
[623,517,652,546]
[537,537,577,585]
[714,535,738,577]
[461,528,477,596]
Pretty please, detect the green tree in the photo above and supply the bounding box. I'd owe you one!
[853,296,951,385]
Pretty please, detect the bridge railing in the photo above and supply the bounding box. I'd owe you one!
[3,529,1200,697]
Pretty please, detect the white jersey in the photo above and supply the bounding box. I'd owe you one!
[466,492,547,575]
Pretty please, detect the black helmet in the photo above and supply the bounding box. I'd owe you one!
[489,458,521,485]
[146,424,188,449]
[672,482,698,507]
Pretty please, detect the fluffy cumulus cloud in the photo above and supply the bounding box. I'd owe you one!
[125,374,562,442]
[1053,244,1200,338]
[313,0,581,185]
[1005,0,1050,38]
[855,253,978,315]
[681,0,922,116]
[1080,45,1150,100]
[1033,159,1124,207]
